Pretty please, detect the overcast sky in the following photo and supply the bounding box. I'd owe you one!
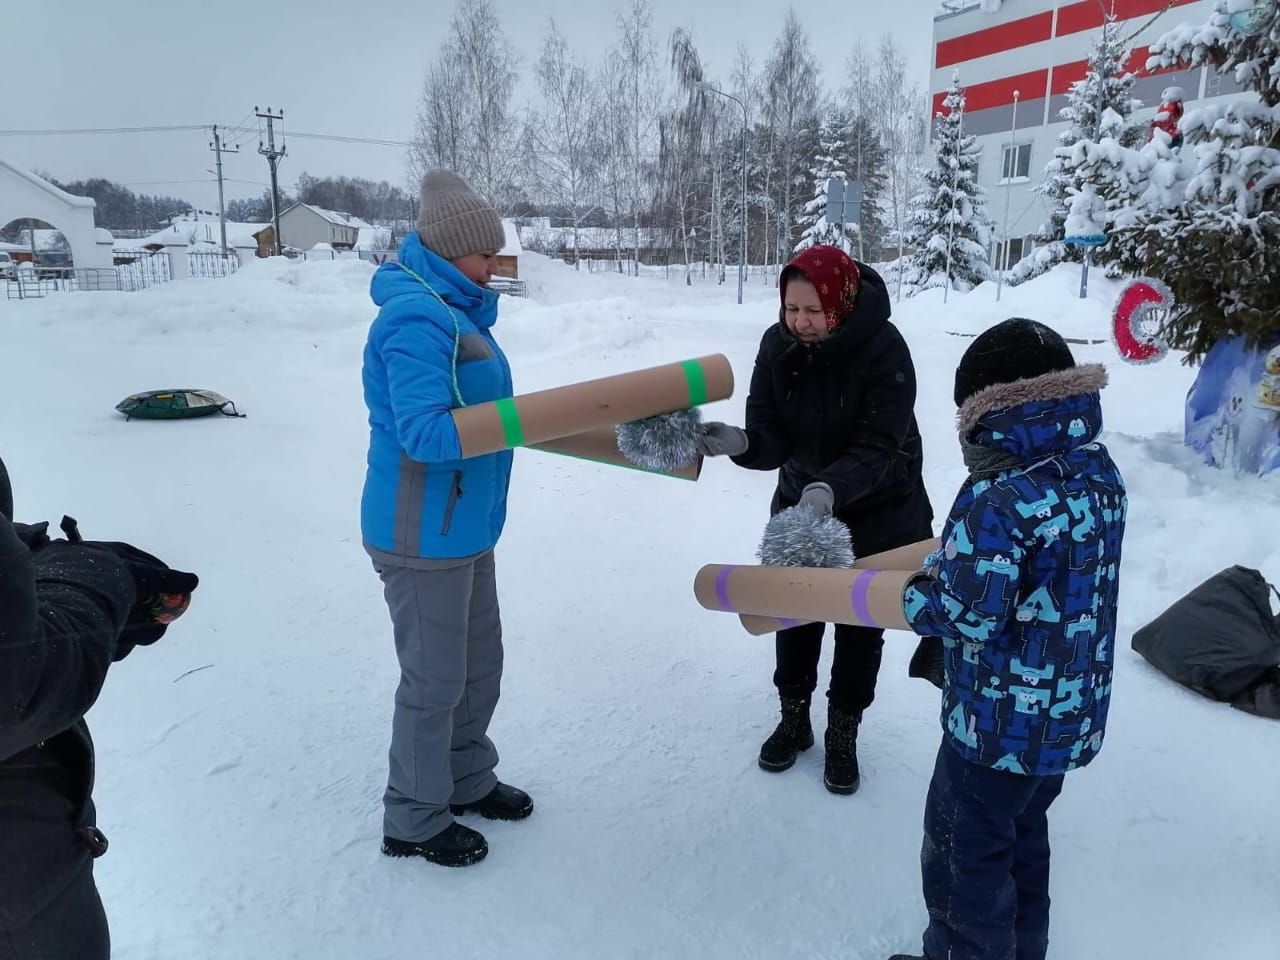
[0,0,935,211]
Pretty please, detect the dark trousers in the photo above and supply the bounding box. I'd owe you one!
[0,863,109,960]
[919,741,1065,960]
[774,621,884,713]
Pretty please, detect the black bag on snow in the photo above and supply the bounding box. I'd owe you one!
[1131,566,1280,719]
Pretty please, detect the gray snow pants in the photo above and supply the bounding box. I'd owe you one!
[376,551,503,843]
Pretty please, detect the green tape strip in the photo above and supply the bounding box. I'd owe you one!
[681,359,709,407]
[495,398,525,448]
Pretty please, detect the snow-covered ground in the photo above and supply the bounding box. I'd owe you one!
[4,255,1277,959]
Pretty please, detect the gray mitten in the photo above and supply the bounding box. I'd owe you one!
[797,482,834,518]
[696,422,749,458]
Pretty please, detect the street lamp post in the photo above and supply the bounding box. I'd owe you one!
[697,81,748,305]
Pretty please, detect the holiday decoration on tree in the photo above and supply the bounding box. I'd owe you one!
[1148,86,1187,147]
[795,110,859,255]
[1227,0,1276,35]
[1112,278,1173,365]
[902,73,994,294]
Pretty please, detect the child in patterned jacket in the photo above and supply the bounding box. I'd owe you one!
[889,319,1127,960]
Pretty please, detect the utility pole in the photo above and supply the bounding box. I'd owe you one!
[256,106,286,256]
[209,124,239,255]
[996,90,1020,303]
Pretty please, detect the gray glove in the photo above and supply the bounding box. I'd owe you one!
[696,422,749,458]
[798,482,834,518]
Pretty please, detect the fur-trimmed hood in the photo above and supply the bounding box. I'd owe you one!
[957,363,1109,464]
[958,363,1108,435]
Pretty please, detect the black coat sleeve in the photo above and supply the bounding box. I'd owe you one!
[0,518,136,763]
[816,331,920,510]
[732,334,792,471]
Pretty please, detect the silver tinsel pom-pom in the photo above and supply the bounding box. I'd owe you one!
[757,506,856,568]
[615,408,704,471]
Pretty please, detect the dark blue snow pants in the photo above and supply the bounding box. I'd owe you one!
[919,740,1065,960]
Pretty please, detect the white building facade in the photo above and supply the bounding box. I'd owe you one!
[931,0,1249,266]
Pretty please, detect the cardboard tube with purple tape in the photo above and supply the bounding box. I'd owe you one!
[696,564,914,632]
[530,427,703,481]
[736,537,939,635]
[451,355,734,459]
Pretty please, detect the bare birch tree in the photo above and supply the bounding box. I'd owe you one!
[764,9,820,260]
[873,33,926,292]
[529,19,600,259]
[408,0,522,212]
[614,0,664,273]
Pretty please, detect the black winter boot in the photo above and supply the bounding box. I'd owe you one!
[451,782,534,821]
[382,822,488,867]
[824,704,861,795]
[758,695,814,771]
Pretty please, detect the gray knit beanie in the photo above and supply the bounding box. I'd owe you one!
[416,170,505,261]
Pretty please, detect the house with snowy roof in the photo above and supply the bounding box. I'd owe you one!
[277,203,372,251]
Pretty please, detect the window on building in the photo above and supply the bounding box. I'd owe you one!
[1001,142,1032,182]
[993,236,1027,272]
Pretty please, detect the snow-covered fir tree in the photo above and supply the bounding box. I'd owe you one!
[794,109,858,254]
[1113,0,1280,363]
[902,74,993,294]
[1010,15,1145,284]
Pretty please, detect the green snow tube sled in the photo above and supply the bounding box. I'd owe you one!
[116,389,245,421]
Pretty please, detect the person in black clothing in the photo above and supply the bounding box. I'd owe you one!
[697,244,937,795]
[0,455,198,960]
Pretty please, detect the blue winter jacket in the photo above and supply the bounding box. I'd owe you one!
[903,365,1127,776]
[361,232,514,561]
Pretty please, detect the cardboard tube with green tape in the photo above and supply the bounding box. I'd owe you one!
[451,355,734,459]
[531,426,703,481]
[696,564,914,632]
[737,537,940,635]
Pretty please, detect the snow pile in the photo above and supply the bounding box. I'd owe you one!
[2,260,1278,960]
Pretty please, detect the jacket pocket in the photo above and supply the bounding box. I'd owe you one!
[441,471,463,535]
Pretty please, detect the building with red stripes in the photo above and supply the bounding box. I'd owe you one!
[931,0,1248,266]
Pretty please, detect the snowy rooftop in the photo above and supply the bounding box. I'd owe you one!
[115,220,267,250]
[289,203,373,231]
[0,155,96,209]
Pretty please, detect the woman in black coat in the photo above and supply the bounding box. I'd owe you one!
[0,456,198,959]
[697,245,936,795]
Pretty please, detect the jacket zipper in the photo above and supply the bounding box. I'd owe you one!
[441,471,463,535]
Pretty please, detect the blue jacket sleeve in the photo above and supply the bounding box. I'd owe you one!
[902,494,1029,644]
[380,315,465,463]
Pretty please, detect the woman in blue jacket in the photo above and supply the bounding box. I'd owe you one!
[362,170,530,869]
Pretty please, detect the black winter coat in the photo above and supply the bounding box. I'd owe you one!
[732,263,934,557]
[0,488,135,952]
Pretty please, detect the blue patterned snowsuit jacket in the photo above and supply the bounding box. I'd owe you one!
[903,367,1127,776]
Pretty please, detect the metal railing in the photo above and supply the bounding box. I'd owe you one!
[113,251,172,291]
[188,251,239,279]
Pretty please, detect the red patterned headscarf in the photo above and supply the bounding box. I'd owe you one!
[781,245,862,330]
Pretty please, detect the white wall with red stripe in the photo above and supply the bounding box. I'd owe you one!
[929,0,1246,265]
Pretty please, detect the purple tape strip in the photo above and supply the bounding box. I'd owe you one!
[850,571,879,627]
[778,618,800,628]
[715,566,734,611]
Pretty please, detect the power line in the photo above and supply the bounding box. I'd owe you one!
[0,124,207,136]
[222,126,410,147]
